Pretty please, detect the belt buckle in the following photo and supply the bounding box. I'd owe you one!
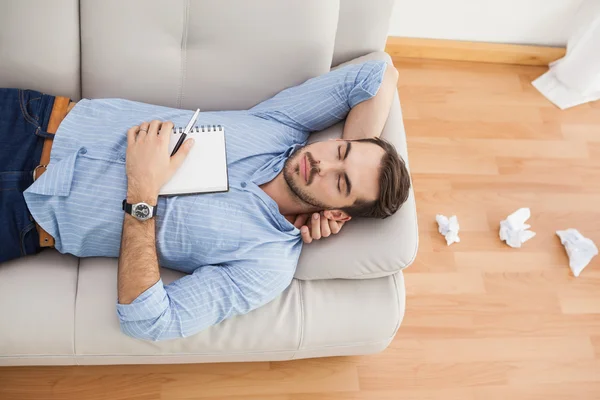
[32,164,47,181]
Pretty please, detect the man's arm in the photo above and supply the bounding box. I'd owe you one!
[342,64,399,140]
[118,195,160,304]
[117,263,293,340]
[250,60,390,133]
[118,120,192,304]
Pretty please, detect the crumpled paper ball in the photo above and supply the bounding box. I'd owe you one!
[556,229,598,277]
[499,208,536,248]
[436,214,460,246]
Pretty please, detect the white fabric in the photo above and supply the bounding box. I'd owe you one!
[533,0,600,109]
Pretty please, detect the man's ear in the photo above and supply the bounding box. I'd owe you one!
[323,210,351,222]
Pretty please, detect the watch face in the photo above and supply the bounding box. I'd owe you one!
[134,204,150,219]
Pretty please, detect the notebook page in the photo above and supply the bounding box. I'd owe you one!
[159,128,228,195]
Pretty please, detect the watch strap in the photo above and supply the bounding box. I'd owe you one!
[122,199,131,214]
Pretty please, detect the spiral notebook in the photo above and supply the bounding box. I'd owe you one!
[159,125,229,196]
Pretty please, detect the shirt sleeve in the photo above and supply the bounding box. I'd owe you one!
[115,264,293,341]
[250,60,388,132]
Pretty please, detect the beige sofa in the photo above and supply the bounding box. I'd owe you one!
[0,0,418,365]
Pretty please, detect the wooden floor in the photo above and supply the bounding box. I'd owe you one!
[2,58,600,400]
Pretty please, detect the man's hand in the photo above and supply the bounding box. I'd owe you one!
[290,212,346,244]
[126,120,194,203]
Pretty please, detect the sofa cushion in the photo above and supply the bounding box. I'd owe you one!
[298,270,404,353]
[71,257,403,363]
[75,258,301,358]
[293,52,418,281]
[0,250,79,363]
[80,0,339,111]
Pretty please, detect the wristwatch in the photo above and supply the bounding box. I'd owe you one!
[122,199,157,221]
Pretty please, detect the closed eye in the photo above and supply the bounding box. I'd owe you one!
[337,146,342,193]
[344,173,351,196]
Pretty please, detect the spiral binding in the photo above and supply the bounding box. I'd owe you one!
[172,125,223,134]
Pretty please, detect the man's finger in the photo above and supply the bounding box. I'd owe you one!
[137,122,150,139]
[329,220,341,234]
[301,226,312,244]
[169,138,194,172]
[127,126,139,147]
[293,214,310,229]
[311,213,321,240]
[320,214,331,237]
[148,120,162,139]
[139,121,150,133]
[158,121,174,147]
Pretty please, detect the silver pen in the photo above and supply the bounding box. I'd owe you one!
[170,108,200,156]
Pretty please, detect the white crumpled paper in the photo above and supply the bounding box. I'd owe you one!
[556,229,598,277]
[436,214,460,246]
[499,208,536,248]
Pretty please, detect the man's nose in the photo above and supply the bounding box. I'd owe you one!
[316,159,343,175]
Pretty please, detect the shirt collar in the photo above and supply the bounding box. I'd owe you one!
[249,144,303,235]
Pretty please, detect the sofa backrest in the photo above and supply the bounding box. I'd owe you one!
[333,0,395,66]
[0,0,394,105]
[0,0,81,99]
[80,0,340,110]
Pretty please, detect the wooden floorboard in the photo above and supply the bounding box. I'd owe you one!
[1,57,599,399]
[385,37,566,66]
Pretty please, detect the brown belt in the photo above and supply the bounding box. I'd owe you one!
[33,96,76,248]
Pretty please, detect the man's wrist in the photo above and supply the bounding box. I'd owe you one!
[126,187,158,206]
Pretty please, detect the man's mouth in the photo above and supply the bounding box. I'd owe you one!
[299,152,316,185]
[304,155,309,184]
[299,154,307,184]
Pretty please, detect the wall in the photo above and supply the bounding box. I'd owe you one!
[388,0,586,46]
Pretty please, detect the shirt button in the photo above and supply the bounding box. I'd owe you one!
[80,147,88,154]
[241,182,247,188]
[273,166,279,172]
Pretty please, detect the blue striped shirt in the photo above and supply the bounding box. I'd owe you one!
[23,60,387,340]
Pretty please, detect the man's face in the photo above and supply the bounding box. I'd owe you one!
[283,139,385,211]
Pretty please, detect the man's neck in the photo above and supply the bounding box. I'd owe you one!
[259,173,314,217]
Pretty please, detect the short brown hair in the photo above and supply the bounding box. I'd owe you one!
[341,137,411,219]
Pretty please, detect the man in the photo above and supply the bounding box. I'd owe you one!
[0,60,411,340]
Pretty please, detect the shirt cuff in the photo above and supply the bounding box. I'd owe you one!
[116,279,169,322]
[348,60,388,109]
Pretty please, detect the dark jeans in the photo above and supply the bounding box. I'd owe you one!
[0,89,56,263]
